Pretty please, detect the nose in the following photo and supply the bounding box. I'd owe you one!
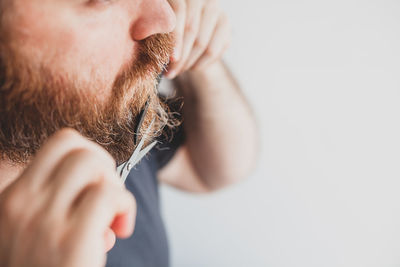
[131,0,176,41]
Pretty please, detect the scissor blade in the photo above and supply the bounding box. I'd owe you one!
[131,141,157,167]
[118,119,156,183]
[117,141,157,181]
[119,138,146,183]
[116,163,125,177]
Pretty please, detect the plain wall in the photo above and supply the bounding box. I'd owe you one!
[160,1,400,266]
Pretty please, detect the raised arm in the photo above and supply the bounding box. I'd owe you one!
[161,61,259,193]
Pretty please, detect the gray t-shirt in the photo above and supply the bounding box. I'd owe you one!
[106,129,183,267]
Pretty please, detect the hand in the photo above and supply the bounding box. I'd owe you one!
[0,129,136,267]
[166,0,231,78]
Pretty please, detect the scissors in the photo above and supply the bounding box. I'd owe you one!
[117,101,157,184]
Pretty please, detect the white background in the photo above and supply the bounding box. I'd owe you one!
[160,0,400,266]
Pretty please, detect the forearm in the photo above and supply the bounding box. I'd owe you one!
[174,61,259,190]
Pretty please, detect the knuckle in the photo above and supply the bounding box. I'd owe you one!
[66,147,115,171]
[55,128,114,166]
[194,39,207,51]
[66,148,112,172]
[185,22,197,35]
[53,128,82,141]
[67,148,96,161]
[85,180,110,204]
[205,47,218,58]
[191,63,202,71]
[95,180,109,194]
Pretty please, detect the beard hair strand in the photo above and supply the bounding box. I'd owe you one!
[0,33,180,165]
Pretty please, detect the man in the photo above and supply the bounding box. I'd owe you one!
[0,0,258,266]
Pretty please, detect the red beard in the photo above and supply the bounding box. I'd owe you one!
[0,33,177,164]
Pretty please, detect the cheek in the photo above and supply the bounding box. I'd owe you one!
[70,26,135,90]
[12,3,135,93]
[55,19,135,93]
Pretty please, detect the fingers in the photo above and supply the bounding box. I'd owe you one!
[191,13,231,71]
[18,129,115,191]
[56,180,134,267]
[71,180,136,241]
[0,129,136,267]
[109,209,135,239]
[2,129,119,227]
[166,0,231,78]
[167,0,203,78]
[182,2,220,72]
[45,148,119,217]
[168,0,186,61]
[12,128,135,240]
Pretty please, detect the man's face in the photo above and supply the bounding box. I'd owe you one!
[0,0,177,164]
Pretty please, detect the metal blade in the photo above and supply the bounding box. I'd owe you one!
[118,118,156,183]
[131,141,157,167]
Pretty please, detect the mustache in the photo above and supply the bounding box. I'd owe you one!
[0,33,178,164]
[110,33,174,113]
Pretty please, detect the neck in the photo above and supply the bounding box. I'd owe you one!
[0,160,24,193]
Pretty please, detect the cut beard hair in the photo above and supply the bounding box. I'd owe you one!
[0,33,179,165]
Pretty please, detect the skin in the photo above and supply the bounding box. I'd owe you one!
[0,129,136,267]
[9,0,175,97]
[166,0,231,78]
[159,0,258,192]
[0,0,258,266]
[159,62,259,192]
[1,0,175,266]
